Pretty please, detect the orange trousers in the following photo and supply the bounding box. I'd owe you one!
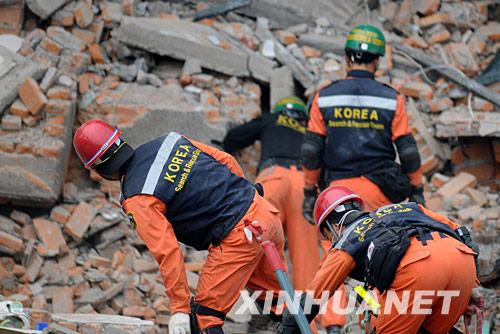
[320,176,393,329]
[256,165,320,290]
[257,165,321,333]
[194,193,288,330]
[376,232,476,333]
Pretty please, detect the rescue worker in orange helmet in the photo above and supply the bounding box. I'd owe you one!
[277,185,483,334]
[73,120,289,334]
[222,96,320,293]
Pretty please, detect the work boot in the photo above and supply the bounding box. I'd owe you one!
[326,325,342,334]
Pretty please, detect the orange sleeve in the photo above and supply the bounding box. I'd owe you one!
[122,195,190,314]
[307,93,327,136]
[408,166,423,187]
[419,205,462,230]
[307,248,356,300]
[391,94,412,141]
[304,168,322,186]
[188,138,245,178]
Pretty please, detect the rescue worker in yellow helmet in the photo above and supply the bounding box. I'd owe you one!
[73,120,289,334]
[223,96,320,294]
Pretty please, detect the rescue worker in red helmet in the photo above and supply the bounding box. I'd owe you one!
[277,185,482,334]
[73,120,289,334]
[222,96,320,294]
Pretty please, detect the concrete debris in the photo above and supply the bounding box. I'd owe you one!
[0,0,499,332]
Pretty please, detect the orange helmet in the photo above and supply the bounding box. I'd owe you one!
[313,185,364,228]
[73,120,133,174]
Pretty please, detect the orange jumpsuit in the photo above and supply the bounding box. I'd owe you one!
[121,137,288,330]
[308,205,478,334]
[223,113,321,292]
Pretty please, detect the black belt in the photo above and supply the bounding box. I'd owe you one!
[258,158,302,174]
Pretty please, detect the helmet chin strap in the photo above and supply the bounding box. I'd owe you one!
[326,210,358,242]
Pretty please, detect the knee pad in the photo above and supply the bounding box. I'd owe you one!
[201,326,224,334]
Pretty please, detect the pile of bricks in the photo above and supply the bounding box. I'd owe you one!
[0,0,499,332]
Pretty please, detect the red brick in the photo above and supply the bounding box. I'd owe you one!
[465,187,488,207]
[10,99,30,118]
[10,210,32,226]
[428,97,453,112]
[47,87,72,100]
[0,5,22,27]
[52,287,74,313]
[64,201,93,241]
[33,218,68,255]
[45,100,70,115]
[40,37,63,55]
[74,1,94,28]
[52,10,74,27]
[274,30,296,45]
[437,172,477,198]
[12,264,25,277]
[0,141,15,153]
[0,231,24,253]
[399,81,433,99]
[2,114,22,131]
[403,34,429,49]
[50,205,71,224]
[22,115,41,128]
[79,75,90,94]
[0,27,20,35]
[427,29,451,45]
[455,163,496,183]
[43,122,65,137]
[72,27,96,44]
[80,324,102,334]
[431,172,450,188]
[19,44,34,57]
[419,13,454,28]
[463,142,493,161]
[451,147,466,165]
[89,44,106,64]
[302,45,322,58]
[18,78,48,115]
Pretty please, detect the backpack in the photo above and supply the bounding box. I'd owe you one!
[365,225,416,294]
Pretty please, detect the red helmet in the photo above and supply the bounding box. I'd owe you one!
[73,120,121,168]
[313,185,364,227]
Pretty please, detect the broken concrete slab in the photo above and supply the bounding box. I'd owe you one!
[435,109,500,138]
[51,313,154,334]
[112,16,251,78]
[393,42,500,107]
[297,33,346,56]
[270,66,294,107]
[0,46,44,116]
[26,0,71,20]
[254,18,315,89]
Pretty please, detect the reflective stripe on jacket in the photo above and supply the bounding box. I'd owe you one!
[121,132,255,250]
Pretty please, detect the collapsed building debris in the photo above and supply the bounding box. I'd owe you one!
[0,0,499,332]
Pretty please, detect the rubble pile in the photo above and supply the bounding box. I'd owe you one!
[0,0,499,332]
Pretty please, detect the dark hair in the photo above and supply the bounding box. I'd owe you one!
[345,48,379,64]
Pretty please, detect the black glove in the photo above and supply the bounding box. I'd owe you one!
[255,183,264,197]
[409,185,425,206]
[455,226,480,277]
[276,293,319,334]
[302,187,317,225]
